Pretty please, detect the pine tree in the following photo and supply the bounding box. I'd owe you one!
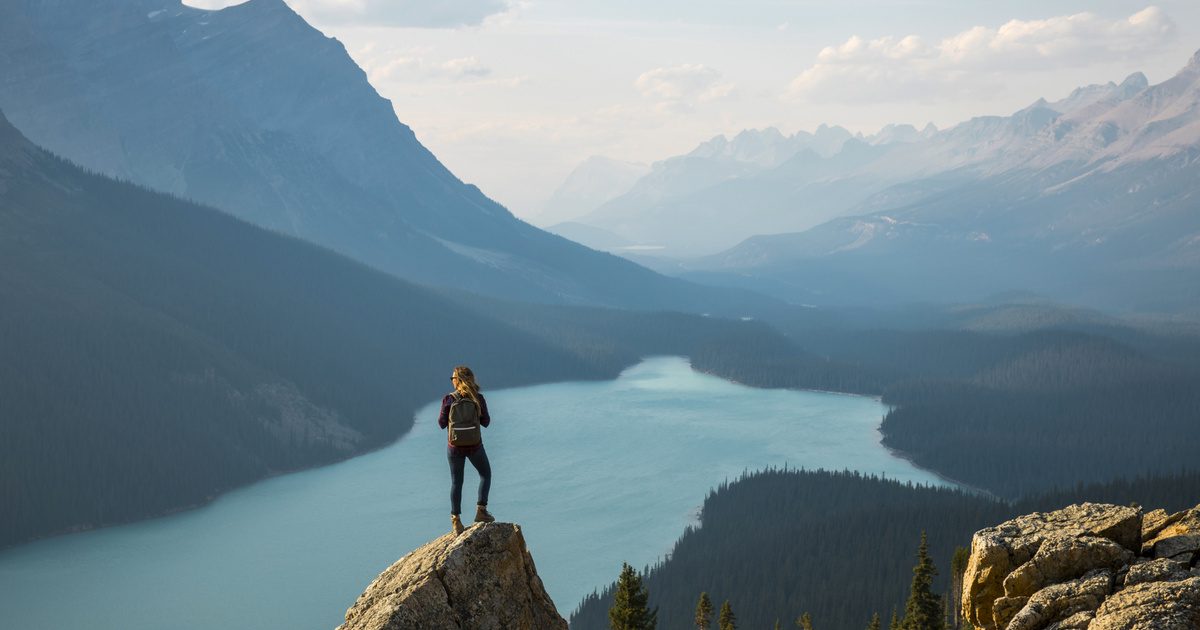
[900,532,943,630]
[718,600,737,630]
[695,592,713,630]
[950,546,971,630]
[889,609,900,630]
[867,613,882,630]
[796,612,814,630]
[774,620,783,630]
[609,562,657,630]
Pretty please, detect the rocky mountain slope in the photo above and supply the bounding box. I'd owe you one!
[561,52,1200,309]
[535,156,649,227]
[0,0,765,313]
[667,52,1200,310]
[570,125,861,255]
[963,502,1200,630]
[338,523,566,630]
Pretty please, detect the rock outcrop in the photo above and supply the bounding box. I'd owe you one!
[338,523,567,630]
[963,502,1200,630]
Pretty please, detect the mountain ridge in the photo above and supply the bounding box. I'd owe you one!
[0,0,774,313]
[561,49,1200,269]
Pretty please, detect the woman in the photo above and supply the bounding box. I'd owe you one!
[438,365,496,535]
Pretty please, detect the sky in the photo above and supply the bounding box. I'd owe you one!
[183,0,1200,220]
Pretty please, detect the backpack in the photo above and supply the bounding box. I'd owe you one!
[447,393,482,447]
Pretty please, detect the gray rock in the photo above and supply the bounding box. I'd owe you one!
[1006,570,1113,630]
[1142,507,1200,555]
[1001,534,1132,599]
[962,503,1141,629]
[1045,610,1094,630]
[1141,509,1173,541]
[1089,576,1200,630]
[1153,535,1200,560]
[1125,558,1192,586]
[338,523,567,630]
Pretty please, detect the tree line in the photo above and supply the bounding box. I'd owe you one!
[573,467,1200,630]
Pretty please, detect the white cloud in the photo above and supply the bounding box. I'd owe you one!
[439,56,492,78]
[635,64,735,113]
[356,46,496,83]
[183,0,511,28]
[292,0,510,28]
[789,6,1177,103]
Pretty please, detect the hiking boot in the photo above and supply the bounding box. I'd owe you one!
[451,514,465,536]
[474,505,496,524]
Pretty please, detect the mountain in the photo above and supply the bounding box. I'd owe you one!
[0,109,799,548]
[564,53,1200,278]
[671,51,1200,311]
[568,125,858,256]
[0,106,613,548]
[533,156,649,227]
[0,0,767,313]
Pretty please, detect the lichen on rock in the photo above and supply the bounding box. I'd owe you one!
[962,502,1200,630]
[338,523,567,630]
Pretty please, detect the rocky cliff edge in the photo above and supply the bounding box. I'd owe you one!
[963,502,1200,630]
[337,523,567,630]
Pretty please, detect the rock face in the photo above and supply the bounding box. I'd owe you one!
[338,523,567,630]
[963,503,1200,630]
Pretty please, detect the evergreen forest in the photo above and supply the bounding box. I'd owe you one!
[571,468,1200,630]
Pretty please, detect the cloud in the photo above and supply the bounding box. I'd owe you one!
[294,0,510,28]
[439,56,493,78]
[184,0,511,28]
[788,6,1177,103]
[356,46,498,83]
[635,64,735,113]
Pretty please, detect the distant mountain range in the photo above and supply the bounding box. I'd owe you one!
[535,156,649,228]
[0,0,766,314]
[562,51,1200,310]
[567,124,863,256]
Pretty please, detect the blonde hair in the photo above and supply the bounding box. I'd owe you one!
[452,365,481,405]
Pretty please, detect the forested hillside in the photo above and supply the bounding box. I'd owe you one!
[692,311,1200,499]
[570,468,1200,630]
[0,112,798,549]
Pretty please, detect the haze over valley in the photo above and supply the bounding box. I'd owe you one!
[2,1,1199,629]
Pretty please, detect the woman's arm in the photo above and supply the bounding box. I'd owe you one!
[437,394,453,429]
[479,395,491,427]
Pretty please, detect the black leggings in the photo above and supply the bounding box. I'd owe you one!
[448,445,491,516]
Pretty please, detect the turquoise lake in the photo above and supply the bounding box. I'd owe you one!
[0,356,948,629]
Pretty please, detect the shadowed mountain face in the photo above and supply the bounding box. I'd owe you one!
[0,0,766,312]
[0,106,588,546]
[0,107,801,547]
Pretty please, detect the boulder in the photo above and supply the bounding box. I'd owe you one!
[1124,558,1192,586]
[1141,506,1200,555]
[1005,570,1113,630]
[962,503,1141,628]
[1089,576,1200,630]
[338,523,567,630]
[1151,534,1200,561]
[1045,610,1094,630]
[1001,534,1132,599]
[1140,509,1173,541]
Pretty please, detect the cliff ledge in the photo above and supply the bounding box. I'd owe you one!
[338,522,567,630]
[963,502,1200,630]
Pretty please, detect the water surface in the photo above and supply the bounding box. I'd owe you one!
[0,357,946,628]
